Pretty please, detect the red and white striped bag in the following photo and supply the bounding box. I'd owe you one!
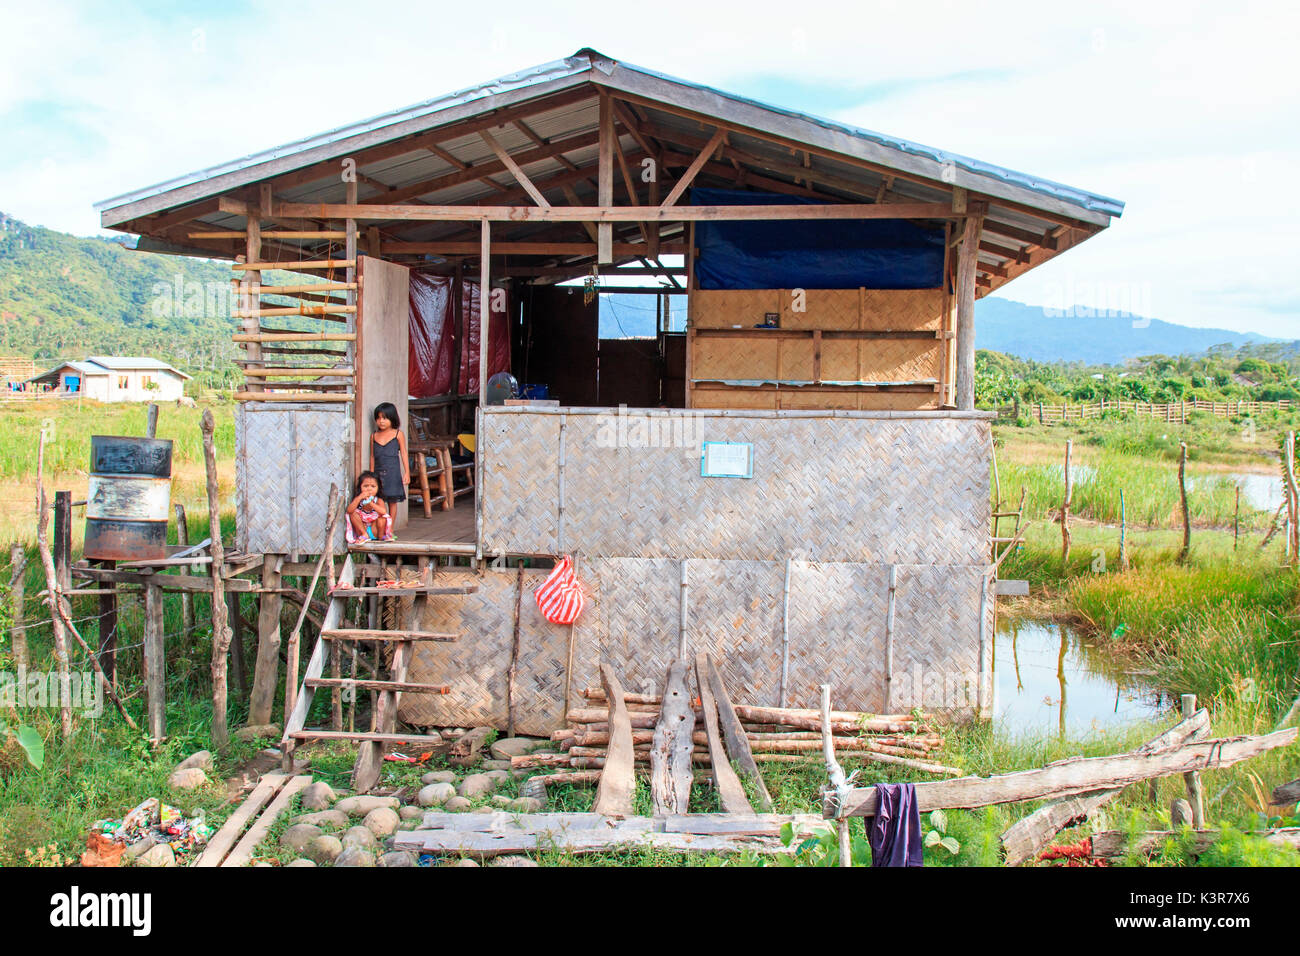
[535,555,585,625]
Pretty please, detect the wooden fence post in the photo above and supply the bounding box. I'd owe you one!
[1182,694,1205,828]
[1178,442,1191,564]
[174,502,194,636]
[1119,489,1129,572]
[34,431,72,738]
[8,542,27,670]
[1061,440,1072,564]
[144,582,166,744]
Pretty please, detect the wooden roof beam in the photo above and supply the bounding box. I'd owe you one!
[265,200,959,222]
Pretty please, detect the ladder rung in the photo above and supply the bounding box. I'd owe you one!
[291,730,448,746]
[321,628,459,643]
[305,678,449,694]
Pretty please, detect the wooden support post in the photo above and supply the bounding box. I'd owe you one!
[145,403,159,438]
[1178,441,1191,564]
[1061,439,1072,564]
[507,562,524,738]
[144,582,166,744]
[884,564,897,712]
[174,503,194,635]
[345,178,358,373]
[7,542,27,670]
[596,93,614,264]
[1182,694,1205,828]
[227,592,247,699]
[249,555,283,727]
[953,202,985,410]
[202,410,233,748]
[478,220,491,407]
[242,216,263,392]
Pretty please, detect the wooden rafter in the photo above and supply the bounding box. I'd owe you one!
[479,128,551,207]
[661,129,726,207]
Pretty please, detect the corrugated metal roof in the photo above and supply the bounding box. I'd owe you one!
[96,49,1122,225]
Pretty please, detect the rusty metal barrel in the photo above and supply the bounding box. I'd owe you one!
[84,436,173,561]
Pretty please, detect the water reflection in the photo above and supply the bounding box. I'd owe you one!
[994,618,1166,735]
[1187,472,1283,512]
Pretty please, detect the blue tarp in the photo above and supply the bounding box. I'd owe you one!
[691,187,945,291]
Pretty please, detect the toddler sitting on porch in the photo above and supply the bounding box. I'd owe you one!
[346,471,395,542]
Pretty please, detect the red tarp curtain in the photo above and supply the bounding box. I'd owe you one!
[408,273,510,398]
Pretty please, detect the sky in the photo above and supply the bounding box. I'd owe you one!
[3,0,1298,337]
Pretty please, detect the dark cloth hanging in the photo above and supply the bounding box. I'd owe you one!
[866,782,923,867]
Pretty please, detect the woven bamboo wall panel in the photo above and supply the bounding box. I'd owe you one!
[481,412,991,564]
[890,565,991,716]
[235,403,349,554]
[692,335,781,380]
[399,568,571,736]
[398,557,985,732]
[478,413,560,556]
[692,289,781,328]
[859,339,941,382]
[785,561,889,711]
[692,288,943,331]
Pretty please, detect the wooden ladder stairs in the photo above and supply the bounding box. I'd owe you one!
[281,554,477,791]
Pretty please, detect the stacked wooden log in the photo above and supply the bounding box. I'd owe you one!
[514,690,961,778]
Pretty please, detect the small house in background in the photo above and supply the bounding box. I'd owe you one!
[26,356,191,401]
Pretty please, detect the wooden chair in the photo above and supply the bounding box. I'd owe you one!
[407,444,449,518]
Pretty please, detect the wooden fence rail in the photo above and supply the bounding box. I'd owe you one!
[994,398,1294,424]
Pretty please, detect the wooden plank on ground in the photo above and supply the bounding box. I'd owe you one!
[696,652,753,815]
[1089,827,1300,860]
[702,654,773,812]
[833,727,1297,818]
[1000,708,1210,866]
[650,660,695,815]
[222,774,312,867]
[592,663,635,818]
[192,773,288,867]
[392,811,825,857]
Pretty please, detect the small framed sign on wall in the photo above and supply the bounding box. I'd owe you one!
[700,441,753,478]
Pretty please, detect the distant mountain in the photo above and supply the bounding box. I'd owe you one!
[0,213,239,367]
[972,297,1286,365]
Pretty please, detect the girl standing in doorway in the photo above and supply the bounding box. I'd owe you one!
[369,402,408,522]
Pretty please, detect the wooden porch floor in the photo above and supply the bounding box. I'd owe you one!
[349,506,476,556]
